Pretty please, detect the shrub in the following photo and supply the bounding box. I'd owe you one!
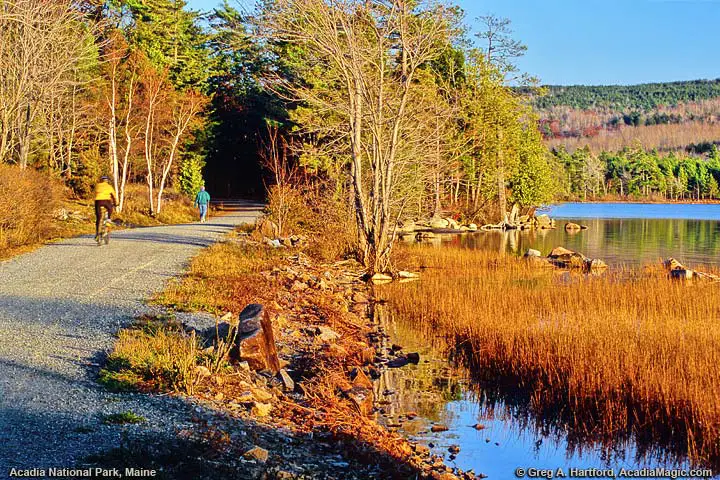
[0,164,62,250]
[264,183,308,236]
[67,147,102,198]
[263,182,358,261]
[178,154,206,197]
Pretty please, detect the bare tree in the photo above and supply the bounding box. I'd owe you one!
[140,65,167,215]
[104,34,141,212]
[262,0,458,273]
[0,0,101,167]
[475,14,527,77]
[156,90,206,214]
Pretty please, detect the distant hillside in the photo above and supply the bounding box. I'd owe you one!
[527,79,720,111]
[525,79,720,153]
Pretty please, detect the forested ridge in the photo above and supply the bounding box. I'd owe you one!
[528,79,720,111]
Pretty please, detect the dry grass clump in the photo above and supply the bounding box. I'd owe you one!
[382,246,720,467]
[263,184,358,262]
[159,241,285,314]
[116,184,196,226]
[305,193,358,262]
[99,315,211,395]
[0,164,63,251]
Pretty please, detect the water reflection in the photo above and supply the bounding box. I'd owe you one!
[458,218,720,267]
[371,303,718,478]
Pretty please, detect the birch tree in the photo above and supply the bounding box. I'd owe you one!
[155,90,206,214]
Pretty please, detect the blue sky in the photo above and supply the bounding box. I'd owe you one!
[187,0,720,86]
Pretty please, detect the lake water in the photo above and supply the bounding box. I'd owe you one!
[384,203,720,477]
[374,305,717,478]
[455,203,720,266]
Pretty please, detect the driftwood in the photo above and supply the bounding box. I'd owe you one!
[665,258,720,281]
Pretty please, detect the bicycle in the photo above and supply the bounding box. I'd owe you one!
[97,212,111,246]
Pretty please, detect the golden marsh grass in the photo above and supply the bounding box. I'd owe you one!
[381,246,720,467]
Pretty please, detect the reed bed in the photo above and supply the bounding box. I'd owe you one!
[381,247,720,467]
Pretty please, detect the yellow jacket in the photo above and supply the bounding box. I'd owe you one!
[95,182,117,202]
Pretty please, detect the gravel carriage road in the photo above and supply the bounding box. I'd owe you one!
[0,201,262,475]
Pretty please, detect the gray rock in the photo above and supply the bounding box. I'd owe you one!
[278,369,295,392]
[430,217,449,229]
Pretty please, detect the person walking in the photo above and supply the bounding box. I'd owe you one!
[194,186,210,223]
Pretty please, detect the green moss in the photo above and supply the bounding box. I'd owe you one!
[102,411,146,425]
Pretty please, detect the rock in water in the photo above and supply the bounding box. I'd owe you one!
[671,269,694,280]
[535,214,552,226]
[548,246,575,258]
[430,217,450,229]
[564,222,581,231]
[398,271,420,279]
[387,356,409,368]
[406,352,420,364]
[524,249,541,258]
[233,304,281,374]
[371,273,393,284]
[445,217,460,230]
[587,258,608,270]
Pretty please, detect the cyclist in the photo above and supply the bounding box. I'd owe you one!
[194,186,210,223]
[94,175,117,241]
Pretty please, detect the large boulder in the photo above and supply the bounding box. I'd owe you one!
[445,217,460,230]
[548,247,586,268]
[257,217,280,238]
[548,247,575,258]
[549,247,607,271]
[231,304,281,373]
[429,217,449,229]
[664,257,719,281]
[535,214,551,226]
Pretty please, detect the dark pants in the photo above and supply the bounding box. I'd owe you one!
[95,200,114,235]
